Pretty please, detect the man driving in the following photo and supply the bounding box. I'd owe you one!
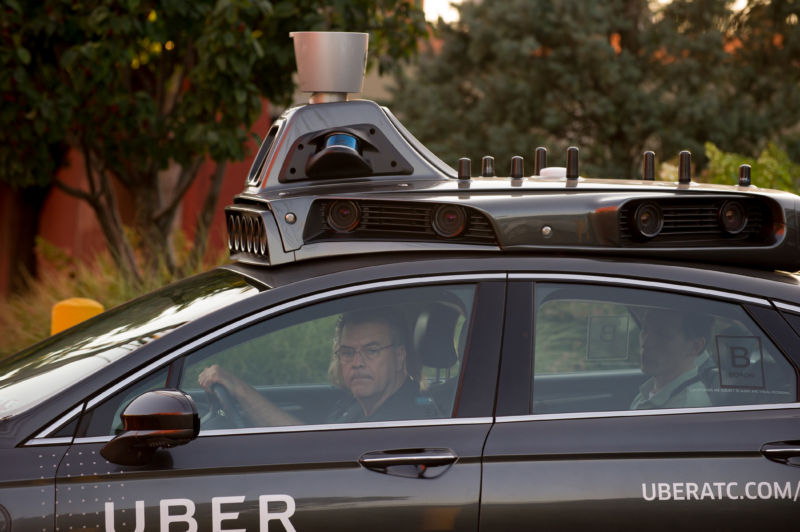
[198,308,439,426]
[630,308,712,410]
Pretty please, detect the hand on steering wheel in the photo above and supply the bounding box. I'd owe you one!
[208,383,248,428]
[198,365,249,428]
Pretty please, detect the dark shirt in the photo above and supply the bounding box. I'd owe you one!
[328,378,441,423]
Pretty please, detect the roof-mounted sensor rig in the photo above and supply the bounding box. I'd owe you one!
[225,32,800,272]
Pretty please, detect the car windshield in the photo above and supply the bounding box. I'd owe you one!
[0,269,263,420]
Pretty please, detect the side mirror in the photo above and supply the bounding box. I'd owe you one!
[101,389,200,466]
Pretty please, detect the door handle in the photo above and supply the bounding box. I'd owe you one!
[359,448,457,478]
[359,448,457,467]
[761,441,800,464]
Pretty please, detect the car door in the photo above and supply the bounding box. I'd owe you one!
[482,276,800,531]
[55,275,505,532]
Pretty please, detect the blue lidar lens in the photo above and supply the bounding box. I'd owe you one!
[325,133,358,151]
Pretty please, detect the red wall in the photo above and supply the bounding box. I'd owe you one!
[0,101,274,297]
[38,149,110,265]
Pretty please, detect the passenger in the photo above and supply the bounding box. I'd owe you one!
[198,308,438,426]
[630,308,712,410]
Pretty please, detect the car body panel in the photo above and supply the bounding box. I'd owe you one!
[28,272,504,532]
[4,49,800,528]
[483,274,800,531]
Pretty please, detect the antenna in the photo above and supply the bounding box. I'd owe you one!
[566,147,579,180]
[643,151,655,181]
[678,150,692,184]
[533,147,547,176]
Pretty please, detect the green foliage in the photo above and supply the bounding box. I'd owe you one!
[1,0,428,281]
[392,0,800,178]
[183,316,339,388]
[1,0,427,188]
[536,300,640,374]
[0,1,71,187]
[703,141,800,191]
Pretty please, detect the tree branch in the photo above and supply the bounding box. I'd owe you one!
[155,156,203,222]
[186,160,227,271]
[78,136,100,198]
[65,137,144,285]
[165,40,195,119]
[53,178,98,206]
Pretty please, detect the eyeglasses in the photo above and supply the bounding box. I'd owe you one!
[335,343,395,362]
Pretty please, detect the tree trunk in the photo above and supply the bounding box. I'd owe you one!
[185,161,227,274]
[134,175,177,277]
[56,141,143,285]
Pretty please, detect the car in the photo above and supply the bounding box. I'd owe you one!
[2,31,800,531]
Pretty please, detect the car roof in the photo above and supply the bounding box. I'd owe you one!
[225,252,800,305]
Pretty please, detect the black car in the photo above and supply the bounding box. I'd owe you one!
[2,32,800,532]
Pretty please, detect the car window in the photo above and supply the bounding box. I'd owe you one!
[0,269,261,420]
[532,284,796,414]
[179,284,475,430]
[82,367,170,437]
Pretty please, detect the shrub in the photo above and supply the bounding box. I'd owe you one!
[703,142,800,193]
[0,237,225,359]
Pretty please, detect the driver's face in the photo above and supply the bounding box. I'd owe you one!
[339,321,406,404]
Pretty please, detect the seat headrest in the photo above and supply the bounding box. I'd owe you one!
[414,302,461,369]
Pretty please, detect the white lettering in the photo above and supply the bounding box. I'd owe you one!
[160,498,198,532]
[212,496,246,532]
[713,482,726,499]
[259,494,296,532]
[105,501,145,532]
[642,483,657,501]
[641,480,800,502]
[773,482,791,500]
[758,481,772,499]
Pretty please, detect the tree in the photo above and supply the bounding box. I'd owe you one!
[651,0,800,164]
[391,0,800,180]
[726,0,800,153]
[704,141,800,191]
[392,0,670,178]
[0,0,427,283]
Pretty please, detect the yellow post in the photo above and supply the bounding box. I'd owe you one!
[51,298,105,335]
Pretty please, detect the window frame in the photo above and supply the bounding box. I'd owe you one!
[495,273,800,421]
[44,273,505,446]
[177,282,481,430]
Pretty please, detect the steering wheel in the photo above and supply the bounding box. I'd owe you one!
[207,383,248,428]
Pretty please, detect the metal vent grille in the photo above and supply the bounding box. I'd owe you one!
[306,200,497,245]
[226,210,269,258]
[619,199,768,246]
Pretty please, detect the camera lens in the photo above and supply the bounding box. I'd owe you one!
[633,203,663,239]
[327,200,360,233]
[432,205,468,238]
[719,201,747,235]
[325,133,359,152]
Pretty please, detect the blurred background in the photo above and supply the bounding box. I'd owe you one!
[1,0,799,356]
